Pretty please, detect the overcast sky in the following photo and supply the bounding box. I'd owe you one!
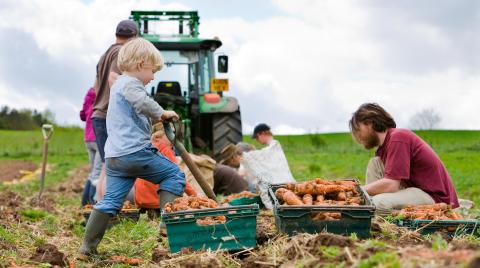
[1,0,479,134]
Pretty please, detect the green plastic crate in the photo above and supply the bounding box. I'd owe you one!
[268,179,375,238]
[228,195,265,208]
[394,219,480,237]
[162,204,259,253]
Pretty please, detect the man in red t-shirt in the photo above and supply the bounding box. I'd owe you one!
[349,103,459,215]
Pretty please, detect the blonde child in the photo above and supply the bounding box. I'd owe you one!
[79,38,185,256]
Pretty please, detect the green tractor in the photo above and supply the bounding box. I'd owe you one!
[130,11,242,160]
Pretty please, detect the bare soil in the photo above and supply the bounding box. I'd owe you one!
[0,160,37,182]
[29,244,67,267]
[0,190,24,207]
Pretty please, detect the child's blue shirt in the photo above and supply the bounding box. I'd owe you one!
[105,75,164,158]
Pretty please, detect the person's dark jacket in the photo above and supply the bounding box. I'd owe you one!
[213,164,248,195]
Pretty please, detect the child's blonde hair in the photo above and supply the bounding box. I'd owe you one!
[117,38,163,73]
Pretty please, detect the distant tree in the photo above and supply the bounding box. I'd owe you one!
[0,105,55,130]
[409,108,441,130]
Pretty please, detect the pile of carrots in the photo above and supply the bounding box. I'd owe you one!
[121,200,135,210]
[83,200,136,211]
[163,196,226,225]
[394,203,462,220]
[163,196,218,212]
[223,191,258,203]
[275,178,362,206]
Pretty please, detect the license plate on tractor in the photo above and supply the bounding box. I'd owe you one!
[210,78,229,92]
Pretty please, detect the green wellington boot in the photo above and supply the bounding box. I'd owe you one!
[78,209,111,256]
[159,190,181,210]
[159,190,181,232]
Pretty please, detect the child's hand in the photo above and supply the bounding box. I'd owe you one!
[161,110,180,122]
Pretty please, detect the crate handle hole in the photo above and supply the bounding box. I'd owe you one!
[311,212,342,221]
[196,216,226,226]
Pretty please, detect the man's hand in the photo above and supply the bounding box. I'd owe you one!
[364,178,400,196]
[161,110,180,122]
[108,71,120,88]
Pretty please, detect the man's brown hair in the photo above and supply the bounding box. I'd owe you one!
[349,103,396,133]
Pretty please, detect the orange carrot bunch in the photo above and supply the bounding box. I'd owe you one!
[163,196,218,213]
[395,203,462,220]
[275,178,362,207]
[163,197,228,225]
[223,191,258,203]
[311,212,341,221]
[122,200,135,210]
[196,215,226,225]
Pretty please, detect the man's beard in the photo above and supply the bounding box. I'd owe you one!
[363,131,380,149]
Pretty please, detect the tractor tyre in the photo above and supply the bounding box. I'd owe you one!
[212,110,243,161]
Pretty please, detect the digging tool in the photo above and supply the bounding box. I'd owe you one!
[38,124,53,200]
[163,121,217,200]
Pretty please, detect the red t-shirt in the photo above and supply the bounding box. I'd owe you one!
[376,128,459,207]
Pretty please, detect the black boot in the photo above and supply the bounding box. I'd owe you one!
[78,209,111,256]
[159,190,181,230]
[159,190,181,210]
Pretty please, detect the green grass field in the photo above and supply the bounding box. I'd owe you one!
[1,128,479,204]
[0,128,479,267]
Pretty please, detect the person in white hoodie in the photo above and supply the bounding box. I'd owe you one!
[242,123,296,208]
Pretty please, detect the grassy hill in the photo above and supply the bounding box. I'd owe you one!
[1,128,479,204]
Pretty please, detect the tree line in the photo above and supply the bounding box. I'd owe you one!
[0,106,55,130]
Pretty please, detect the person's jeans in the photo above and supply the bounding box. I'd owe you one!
[86,141,103,186]
[81,179,97,206]
[94,144,185,215]
[81,141,102,206]
[92,117,107,162]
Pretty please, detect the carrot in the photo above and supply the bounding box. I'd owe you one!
[347,197,361,205]
[282,190,304,205]
[127,258,141,265]
[336,191,346,201]
[316,195,325,202]
[314,178,335,185]
[286,183,296,191]
[450,212,462,220]
[313,184,344,195]
[275,188,288,201]
[311,212,325,221]
[294,182,315,195]
[302,194,313,205]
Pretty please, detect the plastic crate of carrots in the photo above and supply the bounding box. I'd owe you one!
[162,196,259,253]
[223,191,265,208]
[268,178,375,238]
[392,203,479,237]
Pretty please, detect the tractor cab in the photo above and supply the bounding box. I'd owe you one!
[130,11,242,160]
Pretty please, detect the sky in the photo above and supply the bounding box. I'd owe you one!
[0,0,479,134]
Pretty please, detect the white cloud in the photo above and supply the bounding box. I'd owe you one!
[273,124,307,135]
[0,0,479,133]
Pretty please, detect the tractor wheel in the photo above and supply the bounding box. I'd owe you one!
[212,110,243,161]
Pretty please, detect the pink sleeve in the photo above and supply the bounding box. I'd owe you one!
[383,141,410,180]
[80,88,96,121]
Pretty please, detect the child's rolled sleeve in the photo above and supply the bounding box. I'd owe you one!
[123,81,164,120]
